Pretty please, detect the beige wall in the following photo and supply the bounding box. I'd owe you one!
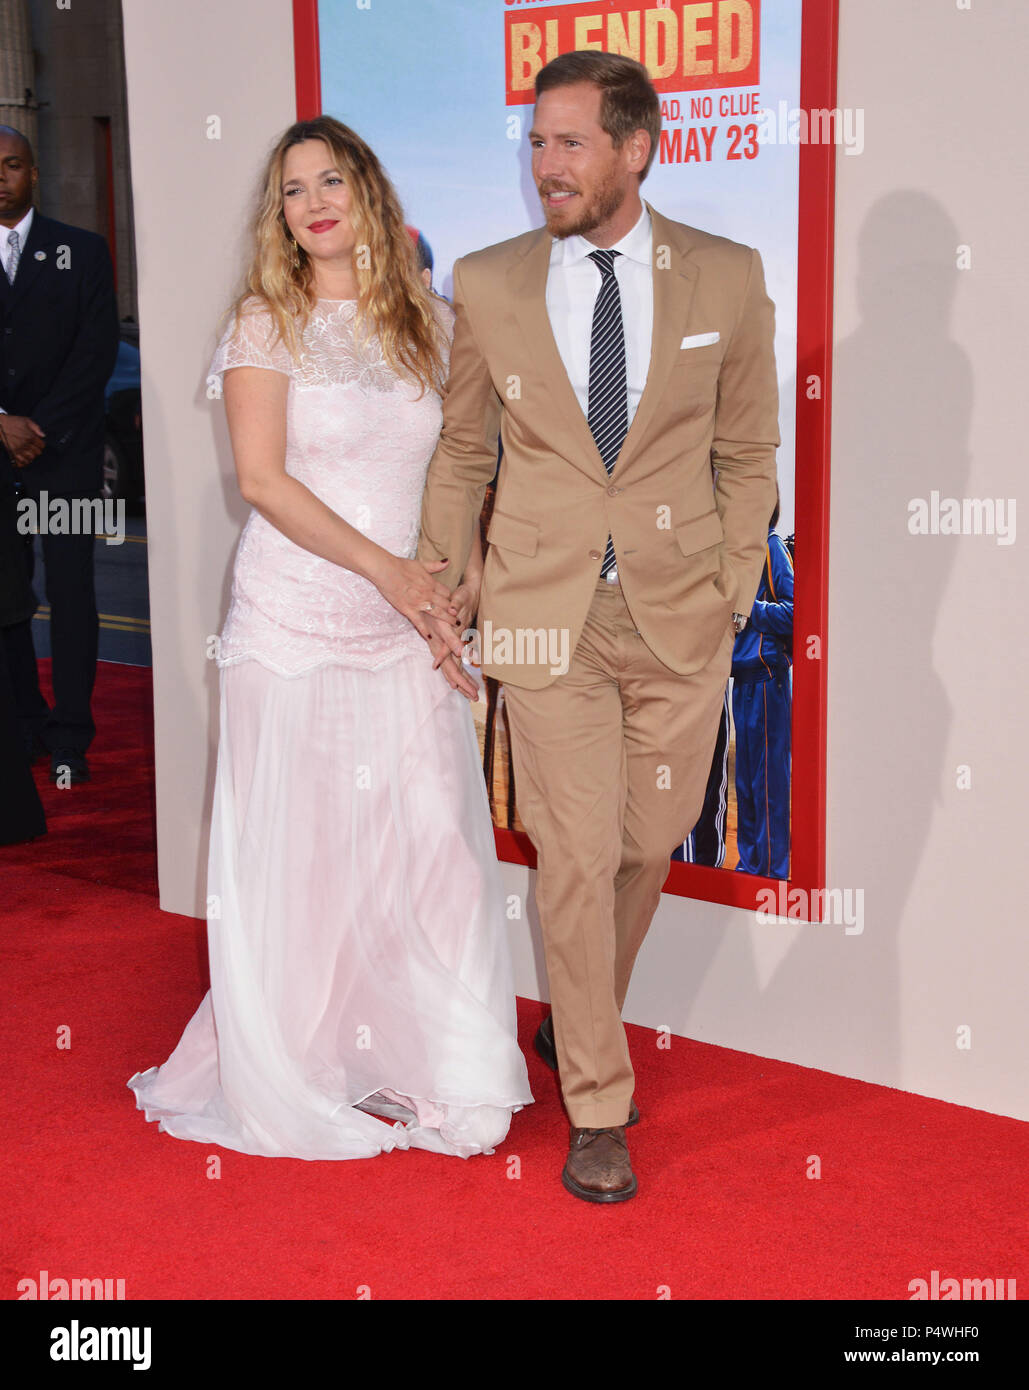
[124,0,1029,1121]
[121,0,294,913]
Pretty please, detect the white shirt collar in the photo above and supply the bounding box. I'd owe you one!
[4,206,34,245]
[550,203,652,268]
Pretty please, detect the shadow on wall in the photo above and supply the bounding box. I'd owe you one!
[760,189,968,1081]
[624,191,970,1090]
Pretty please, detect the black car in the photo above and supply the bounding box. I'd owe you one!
[103,321,144,510]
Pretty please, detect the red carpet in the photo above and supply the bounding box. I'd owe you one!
[2,660,157,898]
[2,662,1026,1301]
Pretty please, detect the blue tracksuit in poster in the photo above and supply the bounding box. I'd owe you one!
[732,529,794,879]
[673,689,730,867]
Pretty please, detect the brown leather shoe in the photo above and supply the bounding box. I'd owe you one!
[562,1124,637,1203]
[534,1015,640,1126]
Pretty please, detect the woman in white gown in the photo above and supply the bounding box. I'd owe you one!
[128,117,532,1159]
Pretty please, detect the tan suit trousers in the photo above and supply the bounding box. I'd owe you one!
[502,576,734,1129]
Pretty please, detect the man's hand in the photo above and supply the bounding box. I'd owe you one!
[448,579,480,632]
[426,618,479,700]
[0,415,46,467]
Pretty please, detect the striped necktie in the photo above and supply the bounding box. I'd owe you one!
[6,229,20,285]
[587,248,626,579]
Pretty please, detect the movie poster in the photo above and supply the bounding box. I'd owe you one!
[316,0,804,882]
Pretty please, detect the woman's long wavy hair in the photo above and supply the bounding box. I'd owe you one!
[226,116,445,396]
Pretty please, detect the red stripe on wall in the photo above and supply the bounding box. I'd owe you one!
[292,0,322,119]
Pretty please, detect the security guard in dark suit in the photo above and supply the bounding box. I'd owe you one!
[0,125,119,783]
[0,466,45,842]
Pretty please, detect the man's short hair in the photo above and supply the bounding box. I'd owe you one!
[0,124,35,165]
[535,51,662,180]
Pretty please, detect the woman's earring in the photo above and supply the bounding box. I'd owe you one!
[288,236,301,271]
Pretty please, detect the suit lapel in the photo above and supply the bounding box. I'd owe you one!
[508,230,609,484]
[614,203,698,474]
[508,204,699,481]
[8,210,49,308]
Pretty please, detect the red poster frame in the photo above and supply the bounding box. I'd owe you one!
[291,0,835,920]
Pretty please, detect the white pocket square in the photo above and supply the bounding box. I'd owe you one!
[681,332,720,349]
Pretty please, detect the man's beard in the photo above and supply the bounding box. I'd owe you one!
[540,168,626,240]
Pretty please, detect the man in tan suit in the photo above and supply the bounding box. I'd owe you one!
[418,51,779,1202]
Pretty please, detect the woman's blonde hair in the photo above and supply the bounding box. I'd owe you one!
[226,116,445,395]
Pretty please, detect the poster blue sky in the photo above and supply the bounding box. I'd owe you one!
[318,0,801,529]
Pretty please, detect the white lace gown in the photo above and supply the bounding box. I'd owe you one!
[127,297,532,1159]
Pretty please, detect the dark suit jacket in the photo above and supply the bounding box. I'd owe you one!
[0,211,120,498]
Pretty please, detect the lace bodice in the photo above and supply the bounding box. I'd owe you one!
[209,296,452,676]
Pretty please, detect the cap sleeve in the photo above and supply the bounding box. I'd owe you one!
[209,299,294,382]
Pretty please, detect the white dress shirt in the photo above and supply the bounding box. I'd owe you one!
[545,204,653,428]
[1,205,33,282]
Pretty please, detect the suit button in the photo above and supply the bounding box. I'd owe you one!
[607,485,620,496]
[589,549,602,561]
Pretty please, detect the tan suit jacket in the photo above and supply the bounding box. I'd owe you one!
[417,202,780,691]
